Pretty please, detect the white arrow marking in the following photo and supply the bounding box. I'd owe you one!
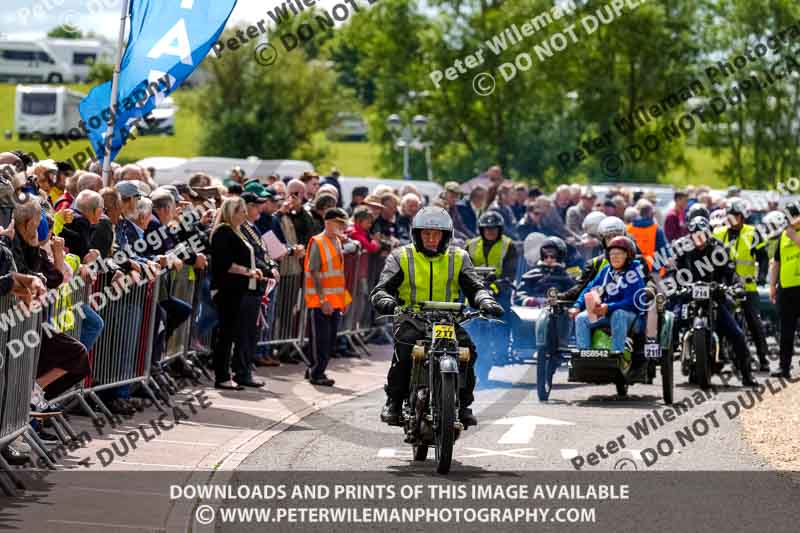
[491,416,574,445]
[377,448,398,458]
[561,449,579,460]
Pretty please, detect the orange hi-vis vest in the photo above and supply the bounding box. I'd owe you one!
[627,223,657,272]
[304,233,349,309]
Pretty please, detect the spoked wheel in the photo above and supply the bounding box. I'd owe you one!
[413,445,428,461]
[694,330,712,389]
[435,373,457,475]
[536,349,553,401]
[661,347,674,405]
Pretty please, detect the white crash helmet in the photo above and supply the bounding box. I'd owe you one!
[709,208,728,228]
[582,211,606,238]
[597,216,626,241]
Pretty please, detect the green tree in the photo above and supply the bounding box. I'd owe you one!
[192,27,350,164]
[87,61,113,84]
[695,0,800,188]
[47,26,83,39]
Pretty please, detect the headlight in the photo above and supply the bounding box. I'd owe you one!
[412,345,426,361]
[546,287,558,304]
[458,347,471,362]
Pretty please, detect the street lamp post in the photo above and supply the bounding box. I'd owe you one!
[386,113,431,180]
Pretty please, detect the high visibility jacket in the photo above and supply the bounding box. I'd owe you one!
[627,223,657,271]
[779,232,800,289]
[713,224,763,291]
[466,235,512,277]
[304,233,349,309]
[397,244,465,306]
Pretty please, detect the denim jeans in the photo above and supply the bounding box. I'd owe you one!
[575,309,638,352]
[79,303,104,352]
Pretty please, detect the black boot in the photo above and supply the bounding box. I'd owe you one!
[380,399,401,426]
[458,407,477,428]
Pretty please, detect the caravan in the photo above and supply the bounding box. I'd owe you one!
[45,39,113,82]
[15,85,85,139]
[0,41,75,83]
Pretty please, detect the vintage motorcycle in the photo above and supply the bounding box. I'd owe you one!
[389,301,495,474]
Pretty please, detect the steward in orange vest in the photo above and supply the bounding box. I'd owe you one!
[627,201,667,276]
[303,208,351,386]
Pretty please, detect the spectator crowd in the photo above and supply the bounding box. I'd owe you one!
[0,151,792,469]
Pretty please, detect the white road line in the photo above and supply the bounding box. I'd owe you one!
[70,486,167,497]
[377,448,398,458]
[626,449,643,461]
[561,449,579,459]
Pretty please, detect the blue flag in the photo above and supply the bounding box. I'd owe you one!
[79,0,237,164]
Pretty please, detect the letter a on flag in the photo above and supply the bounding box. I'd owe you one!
[79,0,237,165]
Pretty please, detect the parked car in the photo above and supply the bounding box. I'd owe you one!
[327,112,368,141]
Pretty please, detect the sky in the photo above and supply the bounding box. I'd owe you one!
[0,0,348,41]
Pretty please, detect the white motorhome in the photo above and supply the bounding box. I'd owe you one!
[45,38,113,82]
[15,85,85,139]
[0,40,75,83]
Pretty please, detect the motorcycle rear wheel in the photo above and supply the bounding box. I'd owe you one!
[436,373,457,475]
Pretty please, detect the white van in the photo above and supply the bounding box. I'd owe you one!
[0,41,75,83]
[15,85,85,139]
[45,38,113,82]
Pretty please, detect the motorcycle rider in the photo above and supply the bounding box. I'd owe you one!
[570,236,647,365]
[466,211,518,308]
[675,216,758,387]
[371,207,504,428]
[713,200,770,371]
[515,236,575,306]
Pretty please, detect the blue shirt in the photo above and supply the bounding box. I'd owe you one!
[575,260,646,316]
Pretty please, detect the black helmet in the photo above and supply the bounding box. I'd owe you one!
[785,201,800,219]
[540,236,567,262]
[478,211,504,230]
[411,206,453,256]
[688,215,711,234]
[686,203,710,221]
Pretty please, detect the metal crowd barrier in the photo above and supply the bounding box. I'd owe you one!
[162,267,204,380]
[80,270,164,418]
[0,293,46,495]
[337,250,370,357]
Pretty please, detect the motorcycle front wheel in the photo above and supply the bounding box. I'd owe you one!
[413,445,428,461]
[435,373,457,475]
[694,329,712,389]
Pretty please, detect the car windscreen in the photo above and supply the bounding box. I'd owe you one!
[22,93,57,115]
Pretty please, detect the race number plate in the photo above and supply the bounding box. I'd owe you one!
[644,343,661,360]
[433,325,455,339]
[692,285,710,300]
[579,350,608,358]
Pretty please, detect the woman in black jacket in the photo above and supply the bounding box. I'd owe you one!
[210,197,265,390]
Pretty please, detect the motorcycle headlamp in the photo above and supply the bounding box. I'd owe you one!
[547,287,559,305]
[656,293,665,313]
[412,344,426,361]
[458,347,471,363]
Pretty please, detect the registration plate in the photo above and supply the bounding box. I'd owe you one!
[579,350,609,358]
[692,285,710,300]
[433,325,455,339]
[644,343,661,360]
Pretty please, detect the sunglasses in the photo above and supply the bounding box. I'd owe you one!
[541,252,557,259]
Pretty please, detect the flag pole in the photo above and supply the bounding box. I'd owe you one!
[102,0,131,185]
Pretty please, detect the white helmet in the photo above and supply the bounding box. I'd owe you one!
[582,211,606,238]
[709,208,727,228]
[597,216,626,240]
[762,210,787,238]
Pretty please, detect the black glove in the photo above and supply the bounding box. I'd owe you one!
[375,297,397,315]
[480,300,504,318]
